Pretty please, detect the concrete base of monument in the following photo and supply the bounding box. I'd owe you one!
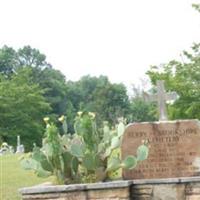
[19,177,200,200]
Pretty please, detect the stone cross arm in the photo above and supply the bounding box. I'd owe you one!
[143,80,178,121]
[143,92,157,102]
[165,91,178,102]
[144,91,178,102]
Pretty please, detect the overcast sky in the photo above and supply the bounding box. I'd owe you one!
[0,0,199,91]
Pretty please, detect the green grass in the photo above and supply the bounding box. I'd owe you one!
[0,154,52,200]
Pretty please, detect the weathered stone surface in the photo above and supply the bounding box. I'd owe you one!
[133,177,200,184]
[122,119,200,179]
[88,188,129,199]
[22,191,87,200]
[20,178,200,200]
[186,183,200,194]
[21,189,130,200]
[153,184,185,200]
[131,185,153,200]
[20,180,131,200]
[187,195,200,200]
[185,183,200,200]
[19,180,132,195]
[131,181,200,200]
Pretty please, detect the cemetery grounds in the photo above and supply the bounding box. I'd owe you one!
[0,154,52,200]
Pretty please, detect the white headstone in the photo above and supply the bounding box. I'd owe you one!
[16,135,24,153]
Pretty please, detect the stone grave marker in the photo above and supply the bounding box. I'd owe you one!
[16,135,24,153]
[122,80,200,179]
[122,120,200,179]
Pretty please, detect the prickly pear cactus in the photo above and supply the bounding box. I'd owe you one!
[20,113,149,184]
[107,148,122,179]
[106,119,125,180]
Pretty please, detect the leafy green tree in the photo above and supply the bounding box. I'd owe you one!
[146,5,200,120]
[0,68,50,150]
[66,75,130,124]
[93,82,130,123]
[0,46,19,77]
[0,44,159,146]
[16,46,69,119]
[0,45,68,113]
[192,3,200,12]
[37,68,67,114]
[129,98,156,122]
[0,45,51,78]
[17,45,51,69]
[128,85,157,122]
[147,43,200,120]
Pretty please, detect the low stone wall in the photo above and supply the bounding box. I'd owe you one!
[19,177,200,200]
[20,181,131,200]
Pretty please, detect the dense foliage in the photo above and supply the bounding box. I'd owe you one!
[20,113,148,184]
[1,4,199,150]
[0,68,50,149]
[66,76,130,125]
[128,85,157,122]
[147,43,200,120]
[146,4,200,120]
[0,46,135,150]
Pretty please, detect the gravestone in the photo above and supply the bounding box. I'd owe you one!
[16,135,24,153]
[122,80,200,179]
[0,143,14,155]
[122,120,200,179]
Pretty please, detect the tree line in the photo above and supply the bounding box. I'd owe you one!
[0,4,199,150]
[0,45,157,150]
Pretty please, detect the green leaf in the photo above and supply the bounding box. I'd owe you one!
[20,157,52,178]
[62,120,68,134]
[107,157,121,172]
[62,151,73,164]
[32,148,53,172]
[122,156,137,169]
[98,142,105,153]
[20,158,38,170]
[43,143,53,158]
[82,153,97,171]
[71,157,79,174]
[61,134,71,148]
[117,122,125,137]
[104,147,112,158]
[36,166,52,178]
[136,144,149,161]
[111,136,120,149]
[70,144,85,158]
[103,124,110,142]
[62,151,73,176]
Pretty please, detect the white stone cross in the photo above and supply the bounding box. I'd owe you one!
[16,135,24,153]
[143,80,178,121]
[17,135,20,147]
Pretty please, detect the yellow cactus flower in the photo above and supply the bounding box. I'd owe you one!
[58,115,65,123]
[88,112,95,119]
[77,111,83,116]
[43,117,49,123]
